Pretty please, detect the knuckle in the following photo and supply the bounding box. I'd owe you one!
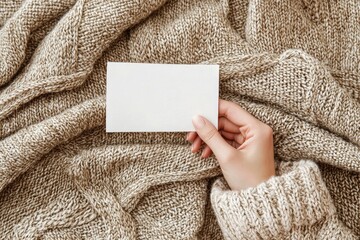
[202,128,218,143]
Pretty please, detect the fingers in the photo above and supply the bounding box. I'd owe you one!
[219,99,260,127]
[218,117,240,133]
[191,135,202,153]
[201,145,212,158]
[192,115,234,159]
[225,139,241,149]
[188,99,264,159]
[220,130,245,145]
[187,129,246,158]
[186,131,197,143]
[220,130,236,140]
[187,115,241,144]
[187,134,214,158]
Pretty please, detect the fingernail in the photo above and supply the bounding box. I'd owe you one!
[186,133,189,141]
[192,115,205,129]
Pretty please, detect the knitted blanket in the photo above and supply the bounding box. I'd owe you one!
[0,0,359,239]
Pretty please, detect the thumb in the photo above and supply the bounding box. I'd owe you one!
[192,115,234,159]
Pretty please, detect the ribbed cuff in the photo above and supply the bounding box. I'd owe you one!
[210,160,336,239]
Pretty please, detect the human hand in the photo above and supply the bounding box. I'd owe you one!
[186,99,275,191]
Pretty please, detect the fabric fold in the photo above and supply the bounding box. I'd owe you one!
[0,0,359,237]
[66,144,221,239]
[0,96,105,191]
[222,92,360,172]
[246,0,360,99]
[0,0,77,85]
[12,192,97,239]
[0,0,168,122]
[0,0,23,27]
[207,50,360,147]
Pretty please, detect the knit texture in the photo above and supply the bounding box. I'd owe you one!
[211,160,357,239]
[0,0,359,239]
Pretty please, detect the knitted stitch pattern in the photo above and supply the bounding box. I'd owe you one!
[0,0,359,239]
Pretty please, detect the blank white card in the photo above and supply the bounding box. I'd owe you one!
[106,62,219,132]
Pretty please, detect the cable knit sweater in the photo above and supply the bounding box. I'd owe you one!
[0,0,359,239]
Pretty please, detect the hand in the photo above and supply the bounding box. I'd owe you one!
[186,99,275,191]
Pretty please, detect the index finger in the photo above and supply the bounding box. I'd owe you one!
[219,99,260,127]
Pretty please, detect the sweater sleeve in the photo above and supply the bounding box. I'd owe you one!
[210,160,358,239]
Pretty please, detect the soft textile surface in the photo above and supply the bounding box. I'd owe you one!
[0,0,359,239]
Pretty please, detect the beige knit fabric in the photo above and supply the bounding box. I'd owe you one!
[211,160,357,239]
[0,0,359,239]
